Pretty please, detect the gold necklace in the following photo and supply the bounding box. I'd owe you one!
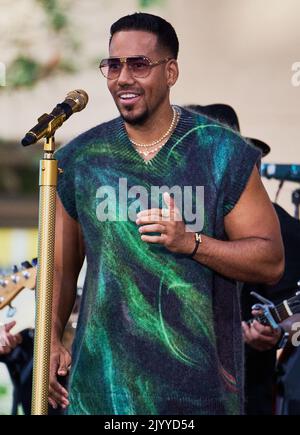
[129,107,178,148]
[135,141,166,157]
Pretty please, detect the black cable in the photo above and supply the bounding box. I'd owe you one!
[275,180,285,203]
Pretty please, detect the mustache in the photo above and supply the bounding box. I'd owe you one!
[116,88,144,96]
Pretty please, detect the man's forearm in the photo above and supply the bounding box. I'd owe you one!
[52,197,85,343]
[192,234,284,285]
[51,271,77,343]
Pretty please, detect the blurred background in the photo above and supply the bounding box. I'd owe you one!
[0,0,299,414]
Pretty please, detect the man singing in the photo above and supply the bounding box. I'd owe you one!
[49,13,284,415]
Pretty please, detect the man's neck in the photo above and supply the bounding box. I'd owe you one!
[124,102,174,145]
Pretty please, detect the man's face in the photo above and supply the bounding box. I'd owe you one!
[107,30,175,125]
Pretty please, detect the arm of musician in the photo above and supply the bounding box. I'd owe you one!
[0,321,22,355]
[49,195,85,410]
[242,310,282,351]
[193,167,284,285]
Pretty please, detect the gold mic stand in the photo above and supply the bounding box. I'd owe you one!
[31,134,59,415]
[27,90,88,414]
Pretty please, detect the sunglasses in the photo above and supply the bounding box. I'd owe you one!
[99,55,172,80]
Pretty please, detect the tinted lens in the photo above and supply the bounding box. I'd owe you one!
[100,58,122,79]
[100,57,151,79]
[127,57,150,77]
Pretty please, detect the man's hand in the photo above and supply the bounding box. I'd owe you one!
[0,321,22,355]
[136,192,194,254]
[242,310,282,351]
[49,341,71,409]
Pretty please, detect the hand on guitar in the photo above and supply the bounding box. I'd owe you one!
[242,309,282,351]
[49,341,71,409]
[0,321,23,355]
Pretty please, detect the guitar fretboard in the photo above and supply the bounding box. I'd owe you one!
[249,293,300,326]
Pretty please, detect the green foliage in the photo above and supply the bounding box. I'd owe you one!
[139,0,165,8]
[0,385,7,397]
[3,0,166,90]
[5,55,77,89]
[8,56,41,88]
[38,0,68,31]
[3,0,77,89]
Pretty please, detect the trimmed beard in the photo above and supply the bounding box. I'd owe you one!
[120,106,149,126]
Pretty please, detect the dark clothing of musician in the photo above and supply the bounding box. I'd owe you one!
[0,329,63,415]
[0,330,33,414]
[242,203,300,415]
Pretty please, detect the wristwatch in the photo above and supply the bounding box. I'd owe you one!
[189,232,202,258]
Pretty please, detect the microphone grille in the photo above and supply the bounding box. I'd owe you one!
[66,89,89,112]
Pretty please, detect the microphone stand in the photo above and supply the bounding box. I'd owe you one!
[31,133,61,415]
[22,90,88,414]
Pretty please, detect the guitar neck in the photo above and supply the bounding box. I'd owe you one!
[254,294,300,326]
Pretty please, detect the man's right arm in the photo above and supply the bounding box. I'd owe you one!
[49,195,85,409]
[52,195,85,342]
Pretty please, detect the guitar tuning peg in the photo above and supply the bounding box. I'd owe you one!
[21,261,32,269]
[22,271,30,279]
[12,265,18,273]
[31,258,38,267]
[11,274,20,284]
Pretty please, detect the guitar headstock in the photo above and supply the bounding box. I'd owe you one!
[0,259,37,310]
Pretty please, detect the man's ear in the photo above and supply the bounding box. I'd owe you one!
[166,59,179,87]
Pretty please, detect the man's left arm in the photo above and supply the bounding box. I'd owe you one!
[137,166,284,285]
[191,166,284,284]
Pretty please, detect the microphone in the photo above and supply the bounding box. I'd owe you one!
[21,89,89,146]
[261,163,300,183]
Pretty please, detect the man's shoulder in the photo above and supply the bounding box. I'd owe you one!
[55,116,120,160]
[180,106,252,152]
[180,106,217,128]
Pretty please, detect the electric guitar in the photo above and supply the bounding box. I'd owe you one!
[0,261,37,334]
[248,290,300,328]
[0,260,80,345]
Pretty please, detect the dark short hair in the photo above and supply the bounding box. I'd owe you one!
[110,12,179,59]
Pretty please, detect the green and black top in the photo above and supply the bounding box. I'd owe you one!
[56,106,260,415]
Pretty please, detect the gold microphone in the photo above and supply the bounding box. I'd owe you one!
[21,89,89,146]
